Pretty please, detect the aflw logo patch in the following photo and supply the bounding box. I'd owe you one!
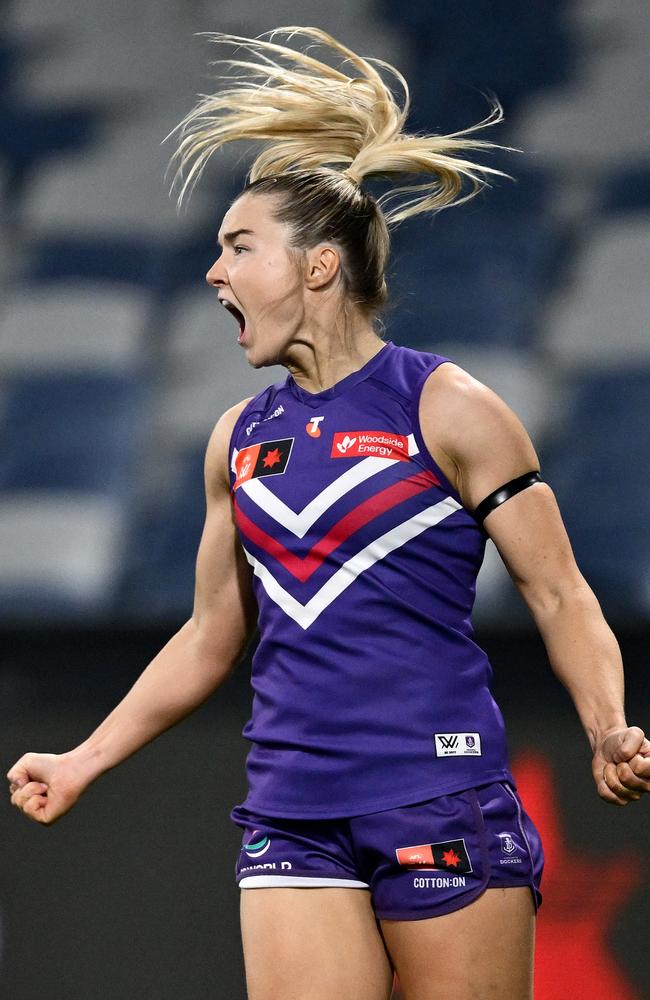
[434,732,482,757]
[331,430,410,461]
[234,438,294,490]
[395,838,473,873]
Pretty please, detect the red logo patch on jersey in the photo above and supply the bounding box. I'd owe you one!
[395,839,472,873]
[234,438,294,490]
[331,431,410,461]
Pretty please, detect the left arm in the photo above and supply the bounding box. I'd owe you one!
[419,363,650,805]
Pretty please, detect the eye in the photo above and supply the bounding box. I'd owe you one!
[233,245,248,255]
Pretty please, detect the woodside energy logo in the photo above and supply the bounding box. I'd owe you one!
[331,431,410,461]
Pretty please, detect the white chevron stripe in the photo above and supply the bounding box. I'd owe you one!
[233,433,420,539]
[243,496,461,629]
[243,457,394,538]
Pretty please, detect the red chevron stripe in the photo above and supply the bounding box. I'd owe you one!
[235,470,439,583]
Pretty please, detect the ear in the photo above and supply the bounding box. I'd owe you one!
[304,245,341,290]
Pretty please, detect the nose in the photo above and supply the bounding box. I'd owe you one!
[205,253,225,288]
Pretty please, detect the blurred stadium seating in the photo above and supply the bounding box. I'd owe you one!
[0,0,648,627]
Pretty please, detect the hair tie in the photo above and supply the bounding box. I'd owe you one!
[342,166,362,187]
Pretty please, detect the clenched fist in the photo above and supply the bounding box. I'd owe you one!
[593,726,650,805]
[7,752,92,825]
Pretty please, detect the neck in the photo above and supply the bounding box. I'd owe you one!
[283,316,385,394]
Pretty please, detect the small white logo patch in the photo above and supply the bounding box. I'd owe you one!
[434,733,482,757]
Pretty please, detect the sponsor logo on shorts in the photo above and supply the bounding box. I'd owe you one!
[434,732,482,757]
[234,438,294,489]
[243,830,272,858]
[239,861,293,874]
[413,875,467,889]
[396,838,473,875]
[331,431,410,461]
[497,831,524,864]
[306,416,325,437]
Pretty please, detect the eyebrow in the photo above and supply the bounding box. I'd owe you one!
[217,228,256,247]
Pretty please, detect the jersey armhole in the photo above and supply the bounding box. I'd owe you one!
[410,358,465,508]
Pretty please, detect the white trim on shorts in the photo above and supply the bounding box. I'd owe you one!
[239,875,370,889]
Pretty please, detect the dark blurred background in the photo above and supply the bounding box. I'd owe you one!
[1,0,648,997]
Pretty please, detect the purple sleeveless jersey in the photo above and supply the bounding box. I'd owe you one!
[228,341,514,818]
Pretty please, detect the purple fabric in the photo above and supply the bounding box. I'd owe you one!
[229,341,513,818]
[232,781,544,919]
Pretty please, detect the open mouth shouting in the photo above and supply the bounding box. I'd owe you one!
[219,296,247,342]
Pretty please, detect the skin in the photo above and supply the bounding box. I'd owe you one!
[7,191,650,999]
[240,885,535,1000]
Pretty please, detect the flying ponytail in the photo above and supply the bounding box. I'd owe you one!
[167,25,516,225]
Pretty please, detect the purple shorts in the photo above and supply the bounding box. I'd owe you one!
[231,781,543,920]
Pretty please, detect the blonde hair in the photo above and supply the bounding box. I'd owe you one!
[168,25,516,225]
[167,27,518,321]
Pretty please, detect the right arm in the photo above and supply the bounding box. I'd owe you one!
[7,398,257,824]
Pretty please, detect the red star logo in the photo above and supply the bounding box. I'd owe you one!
[513,752,642,1000]
[441,848,462,868]
[262,448,282,469]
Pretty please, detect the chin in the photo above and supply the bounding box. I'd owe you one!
[244,348,270,370]
[244,341,285,370]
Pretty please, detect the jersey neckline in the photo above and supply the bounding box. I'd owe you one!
[285,340,394,405]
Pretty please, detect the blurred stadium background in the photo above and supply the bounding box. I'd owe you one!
[1,1,648,997]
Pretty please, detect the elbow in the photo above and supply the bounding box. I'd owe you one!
[189,611,254,673]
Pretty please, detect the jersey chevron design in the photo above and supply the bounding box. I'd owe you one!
[235,470,439,583]
[241,496,461,630]
[231,429,450,627]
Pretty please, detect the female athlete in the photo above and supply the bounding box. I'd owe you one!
[7,27,650,1000]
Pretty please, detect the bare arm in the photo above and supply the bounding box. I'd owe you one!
[420,364,650,806]
[8,398,257,822]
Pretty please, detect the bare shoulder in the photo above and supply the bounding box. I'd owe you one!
[421,362,519,435]
[420,362,539,509]
[204,397,253,498]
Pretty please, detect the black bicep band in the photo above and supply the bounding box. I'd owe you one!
[473,471,542,526]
